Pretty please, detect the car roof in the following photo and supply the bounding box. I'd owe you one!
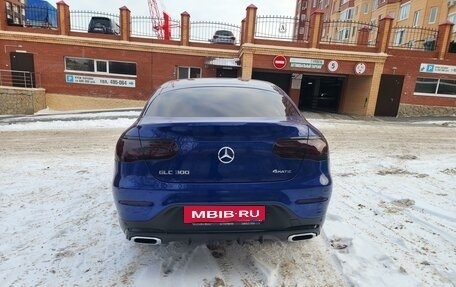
[90,16,111,20]
[159,78,279,93]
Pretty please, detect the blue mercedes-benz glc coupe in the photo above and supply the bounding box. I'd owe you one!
[113,78,331,245]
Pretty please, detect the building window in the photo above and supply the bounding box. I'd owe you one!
[413,10,421,27]
[415,78,456,98]
[398,2,410,21]
[66,58,94,72]
[65,57,137,76]
[109,61,136,76]
[373,0,378,10]
[363,3,369,14]
[96,61,107,73]
[428,7,437,24]
[340,7,354,20]
[393,29,405,46]
[337,28,351,40]
[177,67,201,79]
[6,1,25,25]
[449,13,456,32]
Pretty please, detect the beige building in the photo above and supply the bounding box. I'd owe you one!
[299,0,456,49]
[299,1,456,31]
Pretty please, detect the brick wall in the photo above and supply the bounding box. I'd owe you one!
[384,50,456,108]
[0,87,46,115]
[0,38,227,102]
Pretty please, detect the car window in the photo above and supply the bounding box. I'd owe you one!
[215,30,233,36]
[144,87,299,117]
[90,18,111,27]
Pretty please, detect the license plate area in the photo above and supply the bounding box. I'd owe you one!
[184,205,265,224]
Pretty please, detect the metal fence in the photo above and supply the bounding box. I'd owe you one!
[189,21,241,45]
[389,26,438,51]
[23,5,57,28]
[70,10,119,33]
[255,15,307,41]
[320,20,378,46]
[0,70,40,88]
[131,16,181,40]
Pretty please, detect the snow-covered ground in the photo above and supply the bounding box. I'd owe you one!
[0,111,455,287]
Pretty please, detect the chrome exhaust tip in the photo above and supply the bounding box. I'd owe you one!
[287,233,316,242]
[131,236,162,245]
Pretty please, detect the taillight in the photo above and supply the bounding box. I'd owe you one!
[116,138,178,162]
[273,137,328,160]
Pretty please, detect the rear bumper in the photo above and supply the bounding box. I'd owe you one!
[119,204,325,244]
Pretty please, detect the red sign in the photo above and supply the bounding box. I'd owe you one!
[273,55,287,70]
[184,205,265,223]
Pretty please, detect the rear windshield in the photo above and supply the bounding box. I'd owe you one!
[90,18,111,27]
[144,87,299,117]
[215,30,233,36]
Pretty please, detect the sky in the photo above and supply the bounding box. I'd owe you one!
[61,0,296,23]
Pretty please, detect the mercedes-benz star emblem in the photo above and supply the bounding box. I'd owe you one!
[218,147,235,164]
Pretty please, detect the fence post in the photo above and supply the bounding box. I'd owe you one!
[308,10,324,49]
[376,15,394,53]
[57,1,70,36]
[0,1,6,31]
[357,25,370,46]
[436,21,454,60]
[120,6,131,41]
[180,12,190,46]
[241,18,246,45]
[241,52,253,80]
[244,5,257,44]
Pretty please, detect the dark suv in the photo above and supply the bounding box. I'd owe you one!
[88,16,119,35]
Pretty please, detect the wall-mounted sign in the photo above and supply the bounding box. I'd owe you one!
[273,55,287,69]
[420,63,456,75]
[279,24,287,33]
[355,63,366,75]
[290,58,324,69]
[327,60,339,72]
[65,74,136,88]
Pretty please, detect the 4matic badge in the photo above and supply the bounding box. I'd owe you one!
[272,169,292,174]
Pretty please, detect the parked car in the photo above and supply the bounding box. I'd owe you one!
[112,78,332,245]
[88,16,119,35]
[211,30,236,45]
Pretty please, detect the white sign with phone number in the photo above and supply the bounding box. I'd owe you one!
[65,74,136,88]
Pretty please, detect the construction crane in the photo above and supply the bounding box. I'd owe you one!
[148,0,171,40]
